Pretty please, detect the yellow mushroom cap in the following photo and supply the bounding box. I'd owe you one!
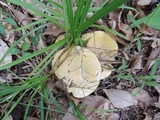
[52,46,101,98]
[98,65,112,80]
[82,31,118,61]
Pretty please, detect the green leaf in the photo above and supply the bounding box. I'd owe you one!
[77,0,128,36]
[137,38,142,52]
[147,4,160,30]
[22,51,31,58]
[21,42,30,51]
[0,21,6,36]
[30,36,39,46]
[9,48,18,55]
[4,17,18,28]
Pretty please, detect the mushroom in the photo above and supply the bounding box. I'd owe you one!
[82,31,118,62]
[82,31,118,80]
[52,46,101,98]
[98,65,112,80]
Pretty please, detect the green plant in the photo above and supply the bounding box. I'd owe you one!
[0,0,128,119]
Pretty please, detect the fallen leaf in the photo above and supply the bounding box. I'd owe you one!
[137,0,152,6]
[108,113,120,120]
[153,112,160,120]
[6,115,13,120]
[151,38,160,48]
[104,89,137,108]
[130,55,143,70]
[0,77,6,83]
[3,22,15,45]
[118,11,133,40]
[132,87,154,108]
[141,26,160,37]
[140,46,160,75]
[79,96,113,119]
[0,39,12,66]
[43,23,64,37]
[62,107,79,120]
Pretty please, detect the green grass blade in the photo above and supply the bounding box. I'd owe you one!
[47,0,63,9]
[78,0,92,28]
[0,23,50,64]
[14,19,47,31]
[40,95,45,120]
[77,0,128,36]
[150,58,159,78]
[66,0,75,37]
[7,0,64,28]
[92,24,128,40]
[0,39,66,70]
[73,0,85,33]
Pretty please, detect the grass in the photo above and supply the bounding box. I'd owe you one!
[1,0,160,120]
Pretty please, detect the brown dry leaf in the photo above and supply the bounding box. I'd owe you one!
[108,10,129,45]
[140,46,160,75]
[130,55,143,70]
[153,112,160,120]
[118,22,133,40]
[151,38,160,48]
[108,10,120,30]
[63,96,115,120]
[118,11,133,40]
[62,107,79,120]
[132,87,154,108]
[79,96,113,119]
[11,9,32,28]
[141,25,160,38]
[137,0,152,6]
[43,23,64,37]
[104,89,137,108]
[36,35,47,50]
[3,22,15,45]
[144,113,152,120]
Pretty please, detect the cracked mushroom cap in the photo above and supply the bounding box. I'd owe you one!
[52,46,101,98]
[82,31,118,61]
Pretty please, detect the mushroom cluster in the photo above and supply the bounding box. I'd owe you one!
[52,31,118,98]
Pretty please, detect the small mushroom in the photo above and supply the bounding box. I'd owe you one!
[82,31,118,61]
[52,46,101,98]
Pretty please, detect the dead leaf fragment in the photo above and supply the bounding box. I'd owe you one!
[0,77,6,83]
[108,113,120,120]
[137,0,152,6]
[140,46,160,75]
[43,23,64,36]
[104,89,137,108]
[62,107,81,120]
[132,87,153,108]
[153,112,160,120]
[0,39,12,66]
[6,115,13,120]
